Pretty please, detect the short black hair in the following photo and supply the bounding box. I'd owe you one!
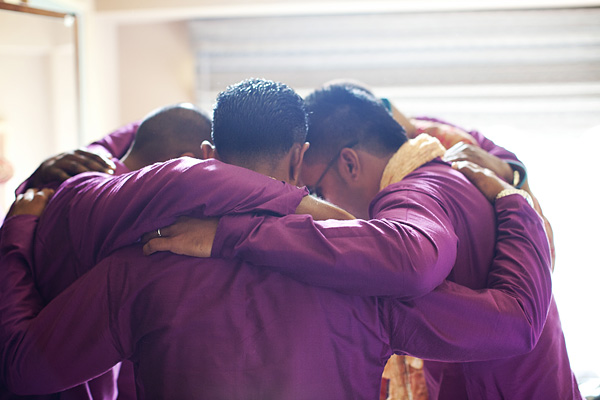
[130,103,211,164]
[304,84,407,163]
[212,78,307,169]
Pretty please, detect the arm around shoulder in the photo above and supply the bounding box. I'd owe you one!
[387,194,551,362]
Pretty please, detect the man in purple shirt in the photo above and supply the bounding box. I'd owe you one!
[1,78,553,398]
[4,80,350,399]
[15,103,209,196]
[0,103,215,400]
[166,84,576,399]
[1,164,551,398]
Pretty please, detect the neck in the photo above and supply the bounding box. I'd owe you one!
[369,151,395,187]
[226,153,294,184]
[252,163,289,183]
[120,152,145,172]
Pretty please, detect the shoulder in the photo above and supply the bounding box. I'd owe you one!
[370,160,486,218]
[376,160,466,201]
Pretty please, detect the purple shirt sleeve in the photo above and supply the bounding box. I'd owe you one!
[212,188,458,298]
[0,216,122,394]
[387,194,552,361]
[66,158,308,271]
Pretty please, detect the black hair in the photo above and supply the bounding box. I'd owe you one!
[304,84,407,163]
[129,103,211,164]
[212,78,307,169]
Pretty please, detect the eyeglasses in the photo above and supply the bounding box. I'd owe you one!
[309,140,359,198]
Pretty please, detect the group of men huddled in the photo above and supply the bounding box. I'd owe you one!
[0,78,581,399]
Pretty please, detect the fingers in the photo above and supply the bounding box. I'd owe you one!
[38,187,56,198]
[140,222,181,243]
[452,160,497,180]
[140,224,174,244]
[452,161,509,203]
[444,141,468,155]
[8,188,55,218]
[74,149,116,173]
[451,160,480,178]
[38,150,117,186]
[143,238,172,256]
[50,168,73,182]
[141,217,219,258]
[58,152,112,176]
[23,188,55,203]
[443,142,471,162]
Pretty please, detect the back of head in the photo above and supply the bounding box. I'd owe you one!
[127,103,212,166]
[304,83,407,164]
[212,78,307,170]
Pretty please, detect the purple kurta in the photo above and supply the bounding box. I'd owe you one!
[212,160,494,298]
[11,124,305,400]
[0,195,551,398]
[211,155,580,399]
[416,118,580,398]
[30,157,304,400]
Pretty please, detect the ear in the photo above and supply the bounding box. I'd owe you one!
[337,147,361,182]
[289,142,310,185]
[201,141,216,160]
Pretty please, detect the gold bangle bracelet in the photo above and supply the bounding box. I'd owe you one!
[495,188,534,208]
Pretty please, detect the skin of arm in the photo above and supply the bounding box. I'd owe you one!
[294,194,355,221]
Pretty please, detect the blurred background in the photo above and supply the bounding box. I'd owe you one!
[1,0,599,397]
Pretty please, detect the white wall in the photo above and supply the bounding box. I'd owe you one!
[0,53,54,212]
[0,8,78,214]
[118,21,195,124]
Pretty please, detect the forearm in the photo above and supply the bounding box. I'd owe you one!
[213,209,457,298]
[390,195,552,361]
[295,195,355,220]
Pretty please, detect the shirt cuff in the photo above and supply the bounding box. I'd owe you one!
[211,214,256,259]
